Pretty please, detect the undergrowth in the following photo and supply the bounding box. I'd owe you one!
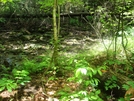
[0,36,134,101]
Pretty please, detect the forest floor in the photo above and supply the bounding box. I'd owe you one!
[0,30,111,101]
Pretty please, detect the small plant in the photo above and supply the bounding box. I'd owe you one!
[122,81,134,101]
[123,81,134,89]
[22,56,50,73]
[59,59,103,101]
[105,75,120,90]
[0,68,31,92]
[0,78,17,92]
[12,69,31,85]
[73,59,102,87]
[60,90,102,101]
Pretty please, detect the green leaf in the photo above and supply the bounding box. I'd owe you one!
[112,75,117,81]
[78,79,83,83]
[94,79,99,86]
[95,90,101,95]
[10,83,17,89]
[105,86,108,90]
[85,81,90,86]
[90,95,97,100]
[0,86,5,92]
[97,69,102,76]
[122,84,130,90]
[127,81,134,88]
[20,82,25,85]
[0,81,6,86]
[88,72,93,78]
[118,97,125,101]
[7,86,12,92]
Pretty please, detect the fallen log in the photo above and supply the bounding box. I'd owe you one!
[97,69,133,100]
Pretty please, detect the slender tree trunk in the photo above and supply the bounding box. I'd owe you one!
[114,14,121,59]
[57,5,60,37]
[51,0,59,66]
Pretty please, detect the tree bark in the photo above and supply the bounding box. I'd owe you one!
[51,0,58,66]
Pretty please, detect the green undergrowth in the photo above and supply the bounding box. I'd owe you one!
[0,35,134,100]
[56,45,134,100]
[0,55,51,92]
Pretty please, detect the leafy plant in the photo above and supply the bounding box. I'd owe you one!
[121,81,134,101]
[0,78,17,92]
[70,18,79,26]
[122,81,134,90]
[118,97,125,101]
[59,59,103,100]
[22,56,50,73]
[73,59,102,87]
[0,68,31,92]
[105,75,120,90]
[60,90,102,101]
[12,69,31,85]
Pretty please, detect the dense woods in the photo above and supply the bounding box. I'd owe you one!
[0,0,134,101]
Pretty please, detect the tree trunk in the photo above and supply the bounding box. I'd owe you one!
[51,0,59,66]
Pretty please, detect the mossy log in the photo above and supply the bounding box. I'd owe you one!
[102,69,132,84]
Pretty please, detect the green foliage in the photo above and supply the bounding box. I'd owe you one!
[0,78,17,92]
[0,56,51,92]
[105,59,123,65]
[60,90,103,101]
[118,97,125,101]
[125,27,134,36]
[59,59,103,100]
[126,81,134,88]
[0,0,12,3]
[0,0,134,100]
[12,69,31,85]
[70,18,79,26]
[73,59,102,87]
[122,81,134,90]
[39,0,53,13]
[122,84,130,91]
[104,59,133,74]
[22,56,50,73]
[0,68,31,92]
[105,75,120,90]
[39,0,84,13]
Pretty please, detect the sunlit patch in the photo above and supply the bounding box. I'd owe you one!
[47,90,56,95]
